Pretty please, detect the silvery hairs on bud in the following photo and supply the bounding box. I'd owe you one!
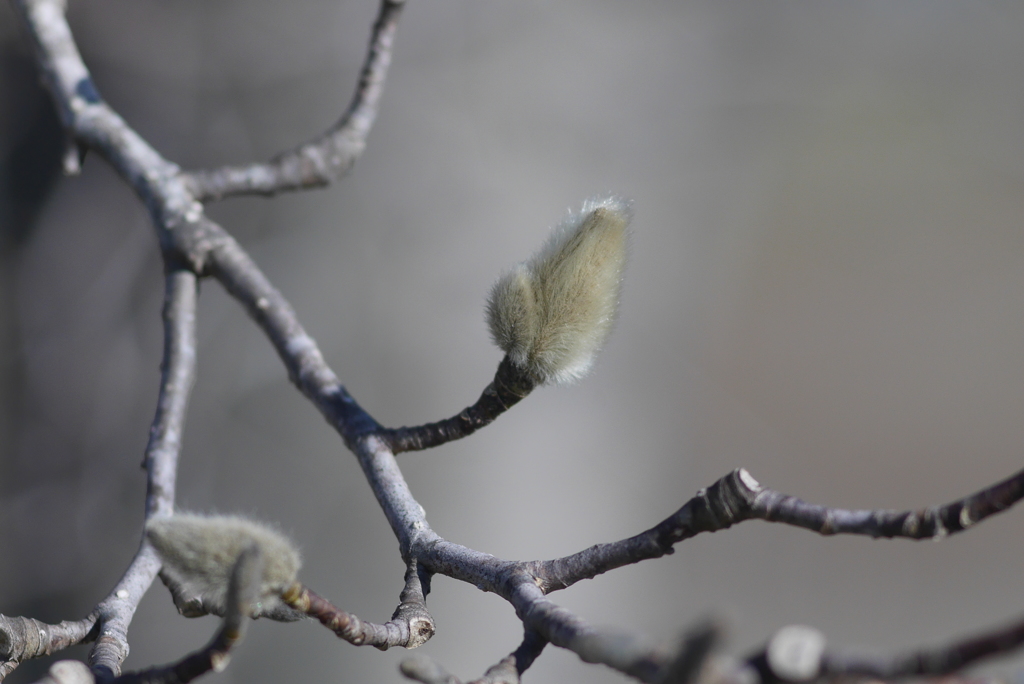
[146,513,302,620]
[486,195,632,385]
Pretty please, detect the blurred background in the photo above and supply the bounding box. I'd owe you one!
[2,1,1024,683]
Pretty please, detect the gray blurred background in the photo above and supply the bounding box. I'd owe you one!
[2,1,1024,683]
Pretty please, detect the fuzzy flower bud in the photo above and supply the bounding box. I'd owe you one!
[486,195,631,385]
[146,513,302,621]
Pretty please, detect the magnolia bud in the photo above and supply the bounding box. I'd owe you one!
[486,196,631,385]
[146,513,302,621]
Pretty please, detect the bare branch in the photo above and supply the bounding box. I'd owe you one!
[400,630,547,684]
[86,270,198,680]
[533,467,1024,592]
[380,356,535,454]
[280,562,434,649]
[183,0,405,201]
[747,615,1024,683]
[822,615,1024,680]
[748,466,1024,539]
[0,270,198,681]
[13,0,203,252]
[657,621,723,684]
[14,1,1024,682]
[112,547,261,684]
[506,582,720,684]
[400,656,459,684]
[0,616,98,680]
[205,231,383,439]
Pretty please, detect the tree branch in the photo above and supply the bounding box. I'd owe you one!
[13,1,1024,682]
[0,616,98,679]
[280,562,434,649]
[111,547,261,684]
[183,0,405,201]
[750,615,1024,683]
[87,270,199,680]
[0,270,198,682]
[532,467,1024,592]
[380,356,535,454]
[400,629,548,684]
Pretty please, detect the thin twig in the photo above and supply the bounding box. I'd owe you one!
[748,615,1024,683]
[821,614,1024,680]
[280,562,434,650]
[379,356,535,453]
[183,0,405,201]
[468,630,547,684]
[88,270,198,680]
[532,467,1024,592]
[400,630,547,684]
[15,1,1024,682]
[0,271,198,682]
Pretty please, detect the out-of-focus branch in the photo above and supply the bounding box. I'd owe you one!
[532,467,1024,592]
[400,630,547,684]
[749,615,1024,683]
[183,0,405,201]
[380,356,535,454]
[281,562,434,649]
[507,582,720,684]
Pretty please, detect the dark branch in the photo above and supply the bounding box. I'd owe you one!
[532,467,1024,592]
[750,615,1024,683]
[507,582,720,684]
[823,615,1024,680]
[281,563,434,650]
[183,0,405,201]
[113,547,261,684]
[657,620,723,684]
[379,356,536,454]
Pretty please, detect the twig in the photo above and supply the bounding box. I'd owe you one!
[749,615,1024,683]
[183,0,405,201]
[656,620,723,684]
[87,270,198,681]
[822,614,1024,680]
[379,356,536,453]
[532,467,1024,592]
[14,0,1024,682]
[280,562,434,649]
[469,630,547,684]
[400,630,547,684]
[0,270,198,682]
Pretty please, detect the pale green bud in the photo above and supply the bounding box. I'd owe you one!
[146,513,302,621]
[487,196,631,385]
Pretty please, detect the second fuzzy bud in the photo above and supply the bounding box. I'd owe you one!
[487,196,631,385]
